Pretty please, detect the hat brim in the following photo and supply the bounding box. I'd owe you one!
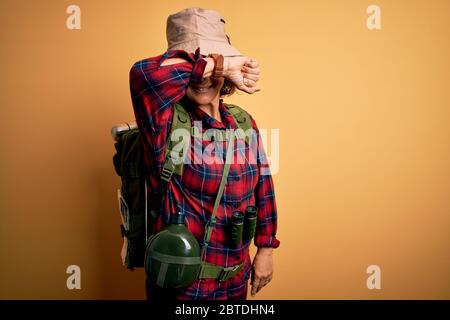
[168,39,243,57]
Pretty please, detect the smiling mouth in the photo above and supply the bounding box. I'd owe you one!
[192,84,213,93]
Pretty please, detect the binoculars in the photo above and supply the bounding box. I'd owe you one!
[230,205,257,248]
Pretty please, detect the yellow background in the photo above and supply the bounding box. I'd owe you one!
[1,0,449,299]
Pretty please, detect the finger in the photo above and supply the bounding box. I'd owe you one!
[244,78,258,87]
[256,275,272,293]
[251,278,260,297]
[260,277,270,284]
[256,280,267,294]
[243,73,259,81]
[256,284,263,294]
[242,66,260,75]
[246,58,259,68]
[237,78,261,93]
[240,84,261,94]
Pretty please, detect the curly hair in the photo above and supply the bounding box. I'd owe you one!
[220,78,237,97]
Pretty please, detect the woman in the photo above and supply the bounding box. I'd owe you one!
[129,7,280,300]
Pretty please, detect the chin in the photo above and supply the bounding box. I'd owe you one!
[186,90,219,105]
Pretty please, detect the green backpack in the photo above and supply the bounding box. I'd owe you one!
[112,101,252,270]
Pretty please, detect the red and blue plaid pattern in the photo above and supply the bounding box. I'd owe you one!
[129,48,280,299]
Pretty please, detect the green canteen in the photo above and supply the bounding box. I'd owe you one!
[144,212,201,289]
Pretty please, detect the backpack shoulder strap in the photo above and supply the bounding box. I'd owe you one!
[225,103,254,144]
[149,102,192,221]
[163,102,191,178]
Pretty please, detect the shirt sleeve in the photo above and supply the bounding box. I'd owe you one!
[249,115,281,249]
[128,47,207,176]
[129,47,207,134]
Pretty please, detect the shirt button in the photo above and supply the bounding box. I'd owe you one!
[234,176,240,181]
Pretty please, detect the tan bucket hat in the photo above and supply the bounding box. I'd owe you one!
[166,7,243,57]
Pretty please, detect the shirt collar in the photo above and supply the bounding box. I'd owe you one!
[180,97,237,130]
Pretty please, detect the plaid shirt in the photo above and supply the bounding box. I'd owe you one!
[129,48,280,300]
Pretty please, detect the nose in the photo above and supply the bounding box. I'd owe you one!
[191,76,218,87]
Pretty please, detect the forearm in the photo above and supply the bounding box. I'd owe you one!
[161,56,235,79]
[161,57,216,78]
[257,247,273,255]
